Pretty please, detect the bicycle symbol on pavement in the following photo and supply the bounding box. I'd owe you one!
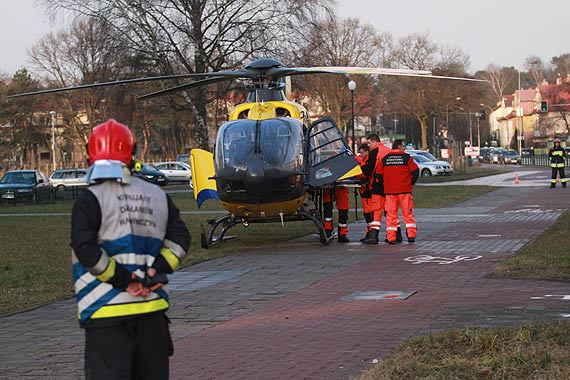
[404,255,482,265]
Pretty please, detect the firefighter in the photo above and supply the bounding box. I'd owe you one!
[548,136,566,188]
[71,119,191,379]
[378,139,419,244]
[322,186,350,242]
[360,134,391,244]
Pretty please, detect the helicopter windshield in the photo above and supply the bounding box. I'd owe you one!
[216,118,304,171]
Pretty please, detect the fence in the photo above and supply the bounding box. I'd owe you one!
[519,154,570,167]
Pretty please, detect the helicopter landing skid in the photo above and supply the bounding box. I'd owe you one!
[201,215,237,249]
[200,211,332,248]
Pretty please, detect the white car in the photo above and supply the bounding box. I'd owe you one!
[410,154,453,176]
[49,168,88,191]
[153,161,193,188]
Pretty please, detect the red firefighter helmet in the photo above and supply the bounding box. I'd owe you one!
[88,119,135,165]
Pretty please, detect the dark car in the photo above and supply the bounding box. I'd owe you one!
[0,170,54,203]
[133,164,168,186]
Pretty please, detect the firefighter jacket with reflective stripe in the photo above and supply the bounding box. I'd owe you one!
[378,150,420,195]
[549,146,566,167]
[362,143,391,196]
[71,176,191,325]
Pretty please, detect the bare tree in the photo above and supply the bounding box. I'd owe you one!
[40,0,335,150]
[295,17,393,133]
[387,33,472,149]
[480,64,517,104]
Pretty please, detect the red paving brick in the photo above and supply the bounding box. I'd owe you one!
[171,187,570,380]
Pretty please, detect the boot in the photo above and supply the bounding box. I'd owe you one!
[563,182,567,188]
[360,230,371,243]
[396,227,403,243]
[361,228,379,244]
[550,183,556,188]
[338,235,349,243]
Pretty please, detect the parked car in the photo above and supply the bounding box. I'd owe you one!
[489,148,507,164]
[478,147,491,163]
[0,170,53,203]
[503,149,521,165]
[405,149,439,162]
[410,154,453,176]
[153,161,193,188]
[49,168,88,191]
[133,164,168,186]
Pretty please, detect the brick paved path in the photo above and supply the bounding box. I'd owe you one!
[2,185,570,379]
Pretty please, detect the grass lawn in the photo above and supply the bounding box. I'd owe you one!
[418,165,508,183]
[358,322,570,380]
[0,184,495,316]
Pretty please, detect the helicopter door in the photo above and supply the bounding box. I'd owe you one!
[306,116,361,187]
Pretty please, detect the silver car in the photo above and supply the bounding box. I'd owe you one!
[410,154,453,176]
[49,168,88,191]
[153,161,193,188]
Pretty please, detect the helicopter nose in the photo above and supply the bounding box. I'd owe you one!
[245,156,265,185]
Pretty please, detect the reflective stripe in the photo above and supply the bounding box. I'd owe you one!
[551,179,557,183]
[90,249,110,275]
[77,282,114,314]
[160,247,180,271]
[164,239,186,261]
[562,179,567,183]
[371,222,381,227]
[324,217,333,222]
[338,223,348,228]
[551,163,565,168]
[387,226,398,231]
[91,298,169,319]
[107,291,161,305]
[113,252,155,267]
[94,258,116,282]
[405,224,417,228]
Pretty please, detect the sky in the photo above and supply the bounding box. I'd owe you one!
[1,0,569,75]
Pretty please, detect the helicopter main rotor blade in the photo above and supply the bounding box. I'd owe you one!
[137,76,232,100]
[6,69,253,99]
[265,66,486,82]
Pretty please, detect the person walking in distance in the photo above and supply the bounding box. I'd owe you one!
[378,139,419,244]
[548,136,567,188]
[71,119,191,380]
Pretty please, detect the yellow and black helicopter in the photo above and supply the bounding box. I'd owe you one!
[8,58,479,247]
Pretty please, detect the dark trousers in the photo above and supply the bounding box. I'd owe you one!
[84,312,173,380]
[551,167,566,186]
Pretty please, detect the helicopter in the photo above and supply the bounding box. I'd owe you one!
[8,58,482,248]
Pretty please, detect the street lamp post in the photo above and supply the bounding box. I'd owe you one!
[348,80,356,153]
[50,111,57,171]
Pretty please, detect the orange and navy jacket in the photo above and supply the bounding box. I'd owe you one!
[362,142,391,196]
[378,149,420,195]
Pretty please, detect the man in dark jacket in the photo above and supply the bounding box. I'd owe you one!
[548,136,566,188]
[71,119,191,379]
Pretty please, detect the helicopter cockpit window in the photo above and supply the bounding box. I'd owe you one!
[259,119,303,168]
[216,120,256,170]
[308,119,348,166]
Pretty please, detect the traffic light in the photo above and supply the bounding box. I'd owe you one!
[540,100,548,112]
[478,110,486,120]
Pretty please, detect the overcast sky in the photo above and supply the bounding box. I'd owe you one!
[1,0,569,75]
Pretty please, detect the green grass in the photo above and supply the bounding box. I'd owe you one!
[357,322,570,380]
[418,166,508,183]
[490,211,570,281]
[0,185,495,316]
